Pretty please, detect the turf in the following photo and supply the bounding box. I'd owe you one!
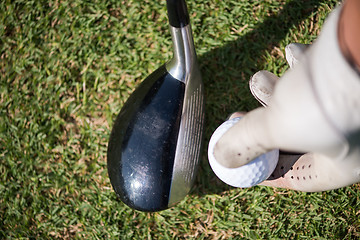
[1,0,359,239]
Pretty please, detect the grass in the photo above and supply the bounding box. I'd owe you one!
[1,0,359,239]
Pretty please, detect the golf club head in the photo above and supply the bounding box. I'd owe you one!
[107,0,204,212]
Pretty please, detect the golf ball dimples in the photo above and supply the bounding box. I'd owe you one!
[208,117,279,188]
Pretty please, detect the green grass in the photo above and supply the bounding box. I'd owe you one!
[1,0,359,239]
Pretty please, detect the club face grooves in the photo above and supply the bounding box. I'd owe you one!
[169,83,205,206]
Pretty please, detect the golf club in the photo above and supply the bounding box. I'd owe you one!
[107,0,204,212]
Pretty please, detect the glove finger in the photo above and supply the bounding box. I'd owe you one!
[285,43,309,68]
[208,116,279,187]
[249,70,279,107]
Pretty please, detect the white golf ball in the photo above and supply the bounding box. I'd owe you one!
[208,117,279,188]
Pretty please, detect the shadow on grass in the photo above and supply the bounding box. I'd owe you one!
[192,0,328,197]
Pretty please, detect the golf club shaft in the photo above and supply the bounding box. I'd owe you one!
[166,0,190,28]
[166,0,197,84]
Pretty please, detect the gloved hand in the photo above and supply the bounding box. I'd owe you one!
[208,5,360,192]
[249,43,326,191]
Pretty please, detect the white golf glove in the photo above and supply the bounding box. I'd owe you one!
[209,5,360,191]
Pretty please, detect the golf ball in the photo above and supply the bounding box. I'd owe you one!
[208,117,279,188]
